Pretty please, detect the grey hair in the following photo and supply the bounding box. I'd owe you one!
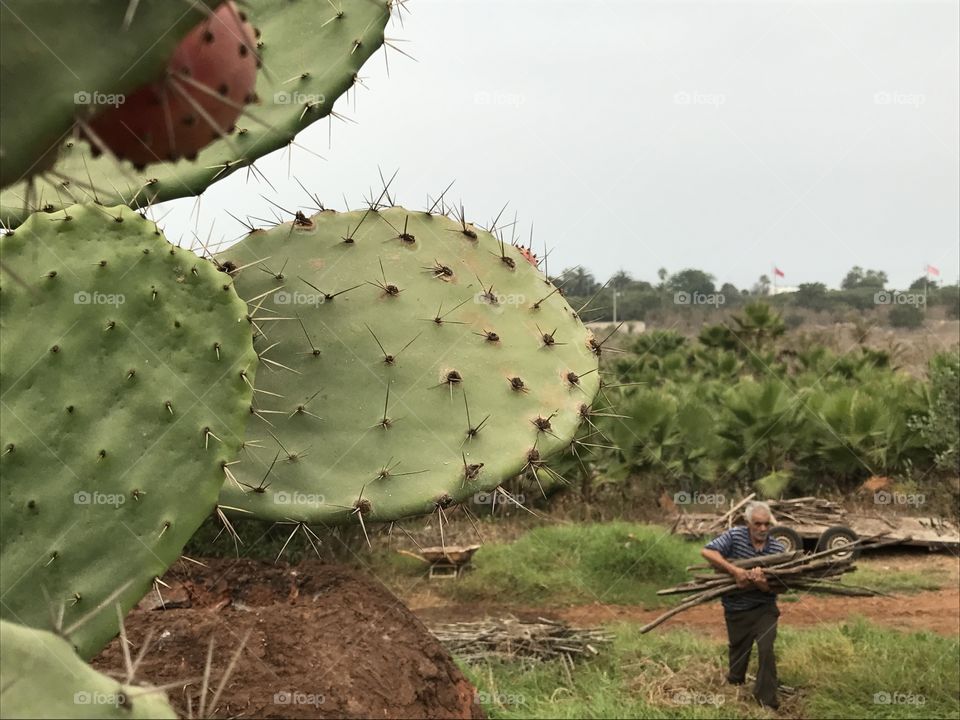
[744,501,776,525]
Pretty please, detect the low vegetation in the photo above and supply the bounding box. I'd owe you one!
[464,620,959,719]
[541,305,959,504]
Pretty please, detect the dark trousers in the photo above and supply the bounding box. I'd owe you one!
[724,603,780,707]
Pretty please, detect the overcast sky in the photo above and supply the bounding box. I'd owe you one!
[158,0,959,291]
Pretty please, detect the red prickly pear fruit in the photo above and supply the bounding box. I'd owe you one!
[84,1,258,169]
[518,246,538,267]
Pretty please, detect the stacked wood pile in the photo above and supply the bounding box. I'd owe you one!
[671,493,846,537]
[767,497,845,525]
[641,534,908,633]
[429,616,612,663]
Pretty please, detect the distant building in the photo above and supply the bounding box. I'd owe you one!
[770,285,799,296]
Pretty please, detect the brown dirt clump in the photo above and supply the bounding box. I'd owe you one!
[92,558,484,719]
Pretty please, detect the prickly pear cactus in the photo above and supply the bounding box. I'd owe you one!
[0,204,256,658]
[216,206,601,524]
[0,0,393,228]
[0,619,177,719]
[0,0,219,189]
[83,1,260,169]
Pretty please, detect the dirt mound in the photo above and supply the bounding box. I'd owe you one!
[93,559,484,719]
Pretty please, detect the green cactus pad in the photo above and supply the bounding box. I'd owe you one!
[0,0,392,228]
[0,619,176,719]
[216,206,600,524]
[0,0,219,189]
[0,204,255,659]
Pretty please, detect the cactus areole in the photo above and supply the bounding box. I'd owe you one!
[84,1,258,168]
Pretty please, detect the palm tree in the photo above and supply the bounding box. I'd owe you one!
[730,301,786,350]
[657,267,668,290]
[717,379,800,483]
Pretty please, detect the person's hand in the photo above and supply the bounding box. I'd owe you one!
[732,567,751,588]
[747,567,770,591]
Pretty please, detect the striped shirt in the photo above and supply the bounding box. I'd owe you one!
[704,526,785,612]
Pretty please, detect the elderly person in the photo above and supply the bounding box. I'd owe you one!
[701,501,786,710]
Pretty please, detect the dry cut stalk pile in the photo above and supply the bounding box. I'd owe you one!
[429,616,613,663]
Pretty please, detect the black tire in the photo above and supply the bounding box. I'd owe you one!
[816,526,860,560]
[769,526,803,553]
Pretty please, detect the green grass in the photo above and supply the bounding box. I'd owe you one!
[460,625,759,719]
[365,522,955,609]
[461,620,959,719]
[446,522,703,607]
[783,620,959,718]
[842,564,950,594]
[183,519,705,607]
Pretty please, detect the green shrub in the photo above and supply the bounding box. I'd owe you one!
[888,304,924,328]
[917,351,960,473]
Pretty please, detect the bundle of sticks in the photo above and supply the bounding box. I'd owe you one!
[640,534,908,634]
[429,616,613,663]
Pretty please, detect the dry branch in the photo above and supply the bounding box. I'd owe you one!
[641,535,910,633]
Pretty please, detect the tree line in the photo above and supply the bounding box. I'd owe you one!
[555,266,960,327]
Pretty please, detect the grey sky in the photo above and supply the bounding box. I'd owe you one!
[159,0,959,291]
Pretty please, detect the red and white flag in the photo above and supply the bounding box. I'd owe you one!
[927,264,940,277]
[773,267,785,278]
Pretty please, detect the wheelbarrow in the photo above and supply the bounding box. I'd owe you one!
[400,544,482,579]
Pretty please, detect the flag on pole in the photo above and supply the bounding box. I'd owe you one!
[927,264,940,277]
[773,267,785,278]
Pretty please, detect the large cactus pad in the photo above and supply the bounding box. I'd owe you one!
[0,204,255,658]
[0,0,393,228]
[0,620,176,719]
[217,206,600,524]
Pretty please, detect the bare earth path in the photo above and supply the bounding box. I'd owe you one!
[410,587,959,638]
[554,587,960,638]
[408,552,960,638]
